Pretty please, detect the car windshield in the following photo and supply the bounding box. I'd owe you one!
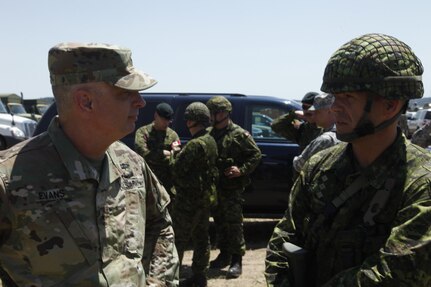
[0,102,8,113]
[8,104,27,114]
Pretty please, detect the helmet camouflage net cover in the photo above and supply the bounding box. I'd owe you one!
[206,96,233,113]
[184,102,211,124]
[321,33,424,100]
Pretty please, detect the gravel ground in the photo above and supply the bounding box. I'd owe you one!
[181,218,279,287]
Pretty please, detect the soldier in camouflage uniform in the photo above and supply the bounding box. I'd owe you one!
[271,92,323,152]
[135,102,181,210]
[0,43,179,286]
[411,123,431,148]
[206,96,262,279]
[292,93,339,173]
[265,33,431,286]
[171,102,218,287]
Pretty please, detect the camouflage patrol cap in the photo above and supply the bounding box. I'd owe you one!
[184,102,211,124]
[308,93,335,111]
[48,42,157,91]
[321,33,424,100]
[206,96,232,113]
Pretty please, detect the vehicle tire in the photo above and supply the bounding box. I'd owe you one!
[0,136,6,150]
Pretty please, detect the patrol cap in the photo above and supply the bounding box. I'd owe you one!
[155,102,174,120]
[301,92,319,106]
[48,42,157,91]
[308,93,335,111]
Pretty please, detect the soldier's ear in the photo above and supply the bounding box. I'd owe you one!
[74,88,93,112]
[383,99,402,119]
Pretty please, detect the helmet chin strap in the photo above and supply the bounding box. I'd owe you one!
[336,95,404,142]
[212,112,230,126]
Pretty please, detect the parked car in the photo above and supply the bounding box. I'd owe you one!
[34,93,302,215]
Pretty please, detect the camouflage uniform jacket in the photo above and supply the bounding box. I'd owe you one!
[0,118,179,286]
[265,132,431,286]
[172,129,218,205]
[135,123,180,193]
[292,125,339,172]
[209,121,262,190]
[411,123,431,148]
[271,110,323,152]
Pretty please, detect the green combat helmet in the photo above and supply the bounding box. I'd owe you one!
[206,96,233,113]
[320,33,424,141]
[184,102,211,126]
[321,33,423,100]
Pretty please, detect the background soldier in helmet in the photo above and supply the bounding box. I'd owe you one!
[171,102,218,287]
[135,102,181,210]
[265,34,431,286]
[271,91,323,152]
[206,96,262,279]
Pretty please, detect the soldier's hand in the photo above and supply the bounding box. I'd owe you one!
[224,166,241,178]
[171,140,181,152]
[163,150,171,158]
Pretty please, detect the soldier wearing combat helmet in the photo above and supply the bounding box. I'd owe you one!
[207,96,262,279]
[266,34,431,286]
[0,43,179,286]
[171,102,218,287]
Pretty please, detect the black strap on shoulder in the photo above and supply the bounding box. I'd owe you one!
[324,174,368,219]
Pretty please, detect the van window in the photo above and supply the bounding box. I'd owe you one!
[249,105,287,140]
[425,111,431,120]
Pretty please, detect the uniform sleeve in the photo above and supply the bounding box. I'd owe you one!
[271,111,301,142]
[172,141,204,189]
[237,132,262,175]
[0,177,12,248]
[135,127,170,165]
[323,180,431,287]
[265,167,312,287]
[293,133,337,172]
[141,163,179,287]
[411,124,431,148]
[135,126,151,157]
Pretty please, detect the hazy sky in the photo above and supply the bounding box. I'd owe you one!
[2,0,430,100]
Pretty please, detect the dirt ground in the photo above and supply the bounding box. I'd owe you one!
[181,218,279,287]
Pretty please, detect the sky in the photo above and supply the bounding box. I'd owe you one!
[2,0,431,101]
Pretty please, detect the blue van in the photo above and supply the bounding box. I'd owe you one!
[34,93,301,215]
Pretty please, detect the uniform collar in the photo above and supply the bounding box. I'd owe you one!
[48,117,122,184]
[320,130,407,189]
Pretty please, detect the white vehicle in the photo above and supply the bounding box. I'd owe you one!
[0,101,37,150]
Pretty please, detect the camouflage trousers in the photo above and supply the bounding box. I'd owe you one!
[172,191,211,275]
[212,187,246,256]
